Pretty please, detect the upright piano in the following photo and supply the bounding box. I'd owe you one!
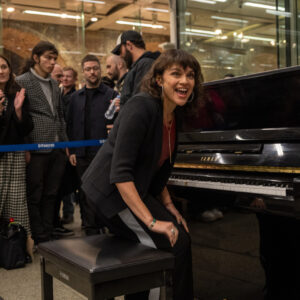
[168,66,300,219]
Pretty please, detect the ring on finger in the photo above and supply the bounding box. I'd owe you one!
[171,228,175,235]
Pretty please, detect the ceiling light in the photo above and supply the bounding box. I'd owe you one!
[244,35,275,42]
[145,7,169,13]
[244,2,275,9]
[211,15,248,23]
[250,48,255,51]
[202,59,217,63]
[116,20,164,29]
[244,2,285,11]
[88,51,106,56]
[191,0,216,4]
[91,17,98,22]
[266,9,291,17]
[77,0,105,4]
[241,38,250,43]
[23,10,81,19]
[215,29,222,34]
[6,7,15,13]
[186,28,217,35]
[60,50,82,55]
[181,31,215,38]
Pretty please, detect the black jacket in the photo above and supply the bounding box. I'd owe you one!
[120,51,160,106]
[61,86,76,121]
[67,83,118,157]
[0,91,33,156]
[81,92,177,218]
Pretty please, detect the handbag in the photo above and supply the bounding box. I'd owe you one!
[0,219,27,270]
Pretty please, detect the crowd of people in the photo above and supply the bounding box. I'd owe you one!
[0,29,294,300]
[0,30,200,299]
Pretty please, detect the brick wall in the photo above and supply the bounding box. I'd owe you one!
[2,19,169,84]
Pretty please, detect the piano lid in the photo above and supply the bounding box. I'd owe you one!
[181,65,300,143]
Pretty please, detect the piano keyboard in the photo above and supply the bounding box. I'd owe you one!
[168,172,294,199]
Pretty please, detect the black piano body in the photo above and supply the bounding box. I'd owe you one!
[168,66,300,219]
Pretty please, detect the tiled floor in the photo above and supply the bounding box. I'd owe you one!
[0,204,265,300]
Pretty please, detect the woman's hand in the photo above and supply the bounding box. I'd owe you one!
[14,88,26,120]
[165,202,189,233]
[0,90,5,115]
[115,182,179,247]
[150,220,178,247]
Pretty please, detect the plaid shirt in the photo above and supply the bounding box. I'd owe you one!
[16,71,67,153]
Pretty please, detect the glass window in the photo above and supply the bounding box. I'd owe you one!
[177,0,298,81]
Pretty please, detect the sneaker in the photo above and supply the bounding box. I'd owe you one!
[53,226,74,236]
[61,215,74,225]
[212,208,224,220]
[200,210,218,222]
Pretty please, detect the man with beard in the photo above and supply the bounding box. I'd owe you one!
[106,54,127,94]
[111,30,160,106]
[67,55,118,235]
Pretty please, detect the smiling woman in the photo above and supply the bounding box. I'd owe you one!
[81,49,204,300]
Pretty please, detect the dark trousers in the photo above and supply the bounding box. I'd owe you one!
[53,193,75,228]
[62,193,75,216]
[26,150,66,240]
[257,214,300,300]
[89,195,194,300]
[54,162,79,227]
[76,155,102,235]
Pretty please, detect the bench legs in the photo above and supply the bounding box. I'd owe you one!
[40,256,173,300]
[40,257,53,300]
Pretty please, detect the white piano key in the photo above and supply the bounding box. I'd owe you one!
[168,178,288,198]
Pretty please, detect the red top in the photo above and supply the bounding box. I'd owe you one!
[158,120,176,168]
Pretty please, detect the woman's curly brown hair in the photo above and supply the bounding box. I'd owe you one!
[140,49,204,117]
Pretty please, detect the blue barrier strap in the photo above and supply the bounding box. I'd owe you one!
[0,139,106,152]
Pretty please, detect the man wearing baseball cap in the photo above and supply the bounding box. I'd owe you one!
[112,30,160,106]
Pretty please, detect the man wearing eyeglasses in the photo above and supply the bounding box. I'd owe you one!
[67,54,118,235]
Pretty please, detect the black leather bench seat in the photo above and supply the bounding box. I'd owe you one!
[38,235,174,300]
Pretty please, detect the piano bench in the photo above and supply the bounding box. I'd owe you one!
[38,235,175,300]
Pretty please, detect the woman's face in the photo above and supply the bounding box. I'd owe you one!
[159,64,195,108]
[0,57,10,86]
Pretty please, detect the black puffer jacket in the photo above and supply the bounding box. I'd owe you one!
[120,51,160,106]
